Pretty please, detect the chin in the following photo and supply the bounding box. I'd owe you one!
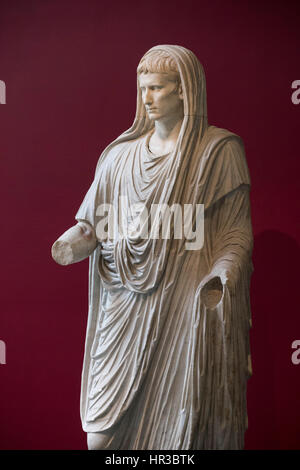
[149,113,163,121]
[148,115,158,121]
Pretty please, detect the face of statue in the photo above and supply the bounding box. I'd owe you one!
[138,72,183,122]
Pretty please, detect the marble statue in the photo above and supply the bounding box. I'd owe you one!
[52,45,253,450]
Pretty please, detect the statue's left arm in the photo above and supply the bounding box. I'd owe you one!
[200,184,253,308]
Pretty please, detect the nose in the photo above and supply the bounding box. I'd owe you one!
[143,88,152,105]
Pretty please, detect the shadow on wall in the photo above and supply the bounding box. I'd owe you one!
[245,230,300,450]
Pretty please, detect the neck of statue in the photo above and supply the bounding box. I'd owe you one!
[149,114,184,156]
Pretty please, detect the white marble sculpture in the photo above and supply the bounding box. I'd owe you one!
[52,45,253,450]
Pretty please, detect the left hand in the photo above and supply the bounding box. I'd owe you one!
[198,267,229,309]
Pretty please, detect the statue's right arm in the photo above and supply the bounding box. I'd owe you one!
[51,221,98,266]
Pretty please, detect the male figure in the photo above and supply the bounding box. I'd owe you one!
[52,45,253,450]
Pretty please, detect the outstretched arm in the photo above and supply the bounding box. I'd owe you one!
[51,221,98,265]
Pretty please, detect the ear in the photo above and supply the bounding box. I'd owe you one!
[178,82,183,100]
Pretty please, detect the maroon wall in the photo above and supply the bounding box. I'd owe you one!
[0,0,299,449]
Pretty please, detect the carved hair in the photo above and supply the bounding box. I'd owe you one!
[137,50,180,84]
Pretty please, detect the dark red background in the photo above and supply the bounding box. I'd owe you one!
[0,0,299,450]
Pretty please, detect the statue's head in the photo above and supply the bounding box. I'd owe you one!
[137,49,183,122]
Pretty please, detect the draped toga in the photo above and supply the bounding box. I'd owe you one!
[75,45,253,450]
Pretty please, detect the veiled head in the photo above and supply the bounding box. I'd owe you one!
[136,45,207,119]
